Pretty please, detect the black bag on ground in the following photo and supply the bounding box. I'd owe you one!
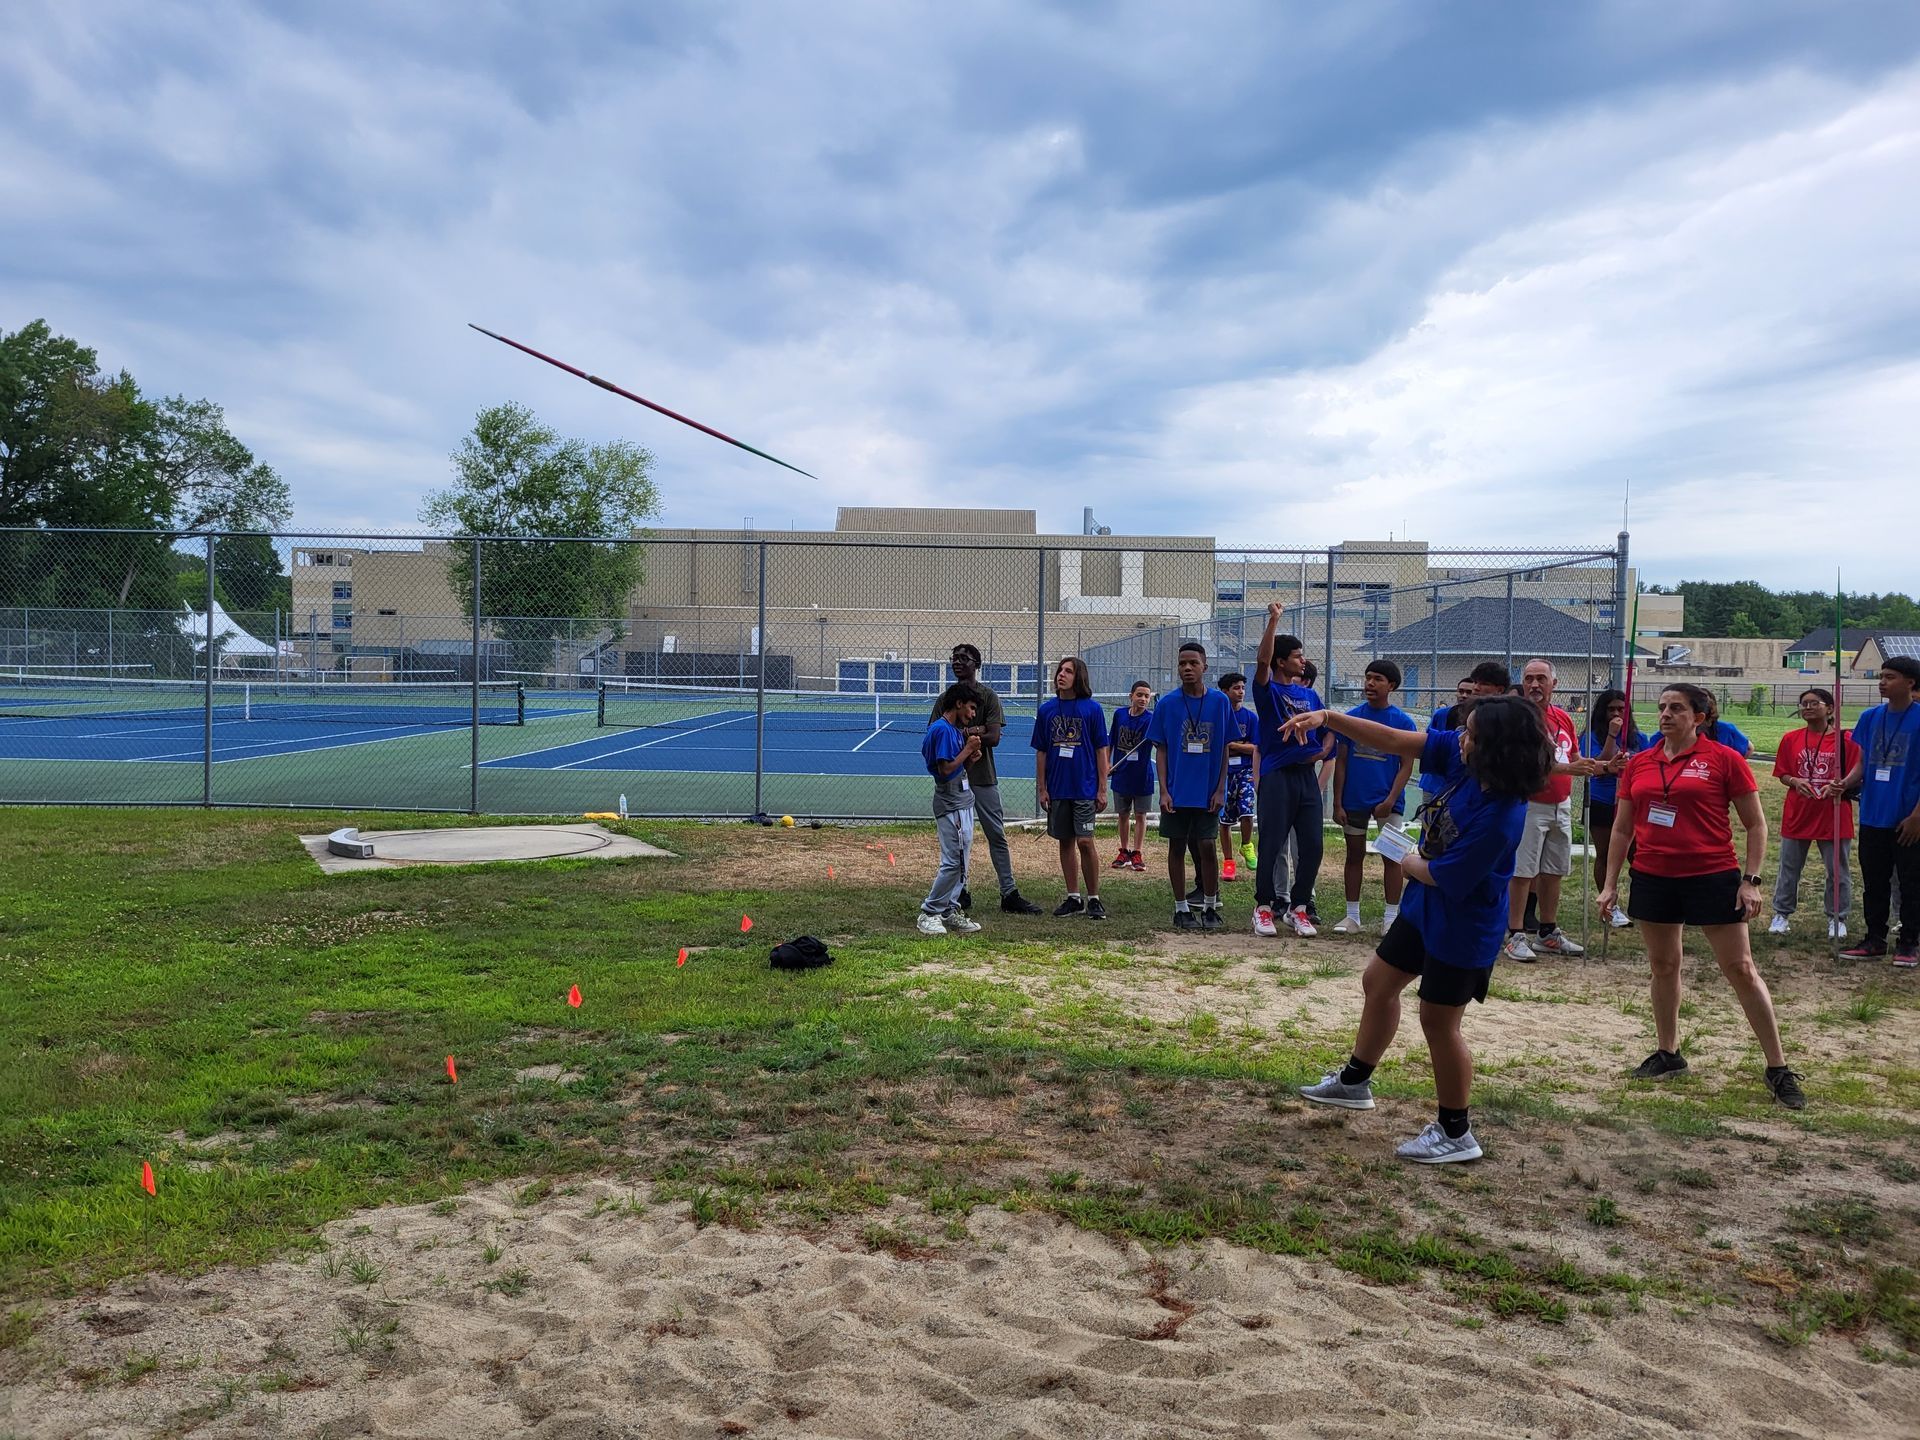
[770,935,833,970]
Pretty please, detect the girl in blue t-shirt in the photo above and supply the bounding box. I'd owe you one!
[1281,696,1553,1165]
[1030,656,1111,919]
[1581,689,1641,929]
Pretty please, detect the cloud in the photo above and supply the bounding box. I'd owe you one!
[1,1,1916,588]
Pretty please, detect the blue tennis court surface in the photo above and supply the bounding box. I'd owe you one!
[482,707,931,775]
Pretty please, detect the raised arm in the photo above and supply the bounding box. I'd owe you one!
[1254,602,1283,687]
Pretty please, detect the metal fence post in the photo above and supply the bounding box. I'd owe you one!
[1504,572,1515,679]
[470,537,482,815]
[753,541,768,820]
[1612,530,1631,689]
[1036,547,1048,703]
[203,533,215,807]
[1430,587,1440,711]
[1322,547,1335,697]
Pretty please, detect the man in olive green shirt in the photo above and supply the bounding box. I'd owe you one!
[932,644,1043,914]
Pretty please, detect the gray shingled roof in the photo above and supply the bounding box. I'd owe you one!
[1373,595,1649,660]
[1786,627,1880,655]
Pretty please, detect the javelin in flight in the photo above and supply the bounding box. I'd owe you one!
[469,324,818,481]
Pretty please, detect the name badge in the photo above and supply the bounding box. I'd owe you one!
[1057,745,1075,758]
[1228,755,1246,766]
[1876,767,1893,783]
[1647,803,1678,828]
[959,776,968,791]
[1185,741,1206,754]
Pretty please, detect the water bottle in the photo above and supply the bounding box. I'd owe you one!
[617,793,628,819]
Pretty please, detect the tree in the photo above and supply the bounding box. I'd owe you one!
[1727,610,1761,638]
[421,403,659,674]
[213,532,289,614]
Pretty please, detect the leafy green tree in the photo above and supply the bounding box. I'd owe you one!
[212,532,289,614]
[421,403,658,674]
[1727,610,1761,638]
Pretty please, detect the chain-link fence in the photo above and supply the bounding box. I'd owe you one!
[0,526,1627,817]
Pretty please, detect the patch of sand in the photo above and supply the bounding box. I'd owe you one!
[5,1180,1916,1440]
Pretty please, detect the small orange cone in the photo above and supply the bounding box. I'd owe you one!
[567,984,582,1008]
[445,1055,459,1083]
[140,1160,156,1196]
[887,852,896,866]
[827,865,835,880]
[676,947,688,967]
[740,915,753,933]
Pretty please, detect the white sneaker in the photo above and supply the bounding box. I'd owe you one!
[1829,919,1848,940]
[916,912,947,936]
[1768,914,1790,936]
[1502,931,1536,962]
[1333,915,1364,934]
[1285,906,1318,938]
[1607,905,1631,929]
[1534,930,1584,957]
[1396,1121,1483,1164]
[1252,905,1278,937]
[1299,1072,1375,1110]
[943,912,982,934]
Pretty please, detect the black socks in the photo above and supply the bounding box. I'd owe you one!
[1339,1055,1375,1086]
[1438,1105,1471,1139]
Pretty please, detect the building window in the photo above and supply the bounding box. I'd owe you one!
[1363,617,1390,643]
[332,583,352,600]
[331,604,353,630]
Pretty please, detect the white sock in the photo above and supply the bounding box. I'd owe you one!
[1204,894,1220,909]
[1174,899,1190,912]
[1067,891,1081,902]
[1383,903,1399,925]
[1346,901,1361,923]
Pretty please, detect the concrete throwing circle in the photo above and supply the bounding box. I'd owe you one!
[362,825,618,864]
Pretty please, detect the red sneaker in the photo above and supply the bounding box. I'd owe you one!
[1222,858,1238,881]
[1110,848,1132,870]
[1128,851,1146,872]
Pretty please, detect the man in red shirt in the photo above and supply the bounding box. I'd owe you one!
[1770,687,1861,939]
[1506,658,1586,961]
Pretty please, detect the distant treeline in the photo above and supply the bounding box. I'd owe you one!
[1644,581,1920,640]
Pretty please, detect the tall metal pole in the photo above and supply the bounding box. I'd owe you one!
[1321,547,1335,700]
[1036,547,1048,704]
[1430,587,1441,713]
[1612,530,1631,689]
[753,541,768,820]
[1833,570,1845,963]
[1504,572,1515,679]
[470,538,482,815]
[203,533,215,807]
[1582,576,1594,959]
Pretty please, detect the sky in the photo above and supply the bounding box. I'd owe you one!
[3,0,1918,588]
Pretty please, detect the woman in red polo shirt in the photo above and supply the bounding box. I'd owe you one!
[1597,683,1805,1109]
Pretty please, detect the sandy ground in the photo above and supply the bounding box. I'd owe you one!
[5,1177,1918,1440]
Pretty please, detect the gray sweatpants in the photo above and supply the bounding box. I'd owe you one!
[971,783,1018,896]
[1773,838,1851,920]
[922,808,975,916]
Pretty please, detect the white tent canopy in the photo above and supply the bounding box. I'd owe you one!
[178,602,277,658]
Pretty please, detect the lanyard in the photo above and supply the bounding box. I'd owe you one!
[1798,726,1833,779]
[1871,705,1920,770]
[1653,740,1703,806]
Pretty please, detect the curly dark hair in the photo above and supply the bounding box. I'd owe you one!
[1587,688,1641,747]
[936,681,982,716]
[1457,694,1552,798]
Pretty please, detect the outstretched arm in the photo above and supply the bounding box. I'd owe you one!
[1279,708,1423,760]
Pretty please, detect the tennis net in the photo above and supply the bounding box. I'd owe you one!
[595,680,1058,734]
[0,674,525,726]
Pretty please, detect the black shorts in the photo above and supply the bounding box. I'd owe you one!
[1627,868,1743,927]
[1157,807,1216,846]
[1046,797,1096,840]
[1376,914,1492,1008]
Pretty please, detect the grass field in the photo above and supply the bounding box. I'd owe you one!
[2,777,1916,1433]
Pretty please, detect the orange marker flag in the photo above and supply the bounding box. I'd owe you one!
[887,852,896,866]
[141,1160,156,1196]
[567,983,582,1008]
[827,865,835,880]
[676,947,688,967]
[445,1055,459,1083]
[740,915,753,933]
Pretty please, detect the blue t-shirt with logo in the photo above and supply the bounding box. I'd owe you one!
[1225,702,1260,773]
[1148,687,1236,809]
[922,717,973,814]
[1419,704,1452,795]
[1338,702,1418,812]
[1579,728,1644,806]
[1853,702,1920,830]
[1030,697,1109,801]
[1109,704,1157,797]
[1399,729,1528,972]
[1252,678,1321,773]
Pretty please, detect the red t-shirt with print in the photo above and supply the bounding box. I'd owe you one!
[1529,705,1577,805]
[1618,736,1757,878]
[1773,727,1861,842]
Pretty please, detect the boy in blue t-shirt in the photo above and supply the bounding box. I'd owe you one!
[917,682,984,935]
[1150,641,1235,930]
[1333,660,1418,935]
[1030,655,1111,920]
[1251,603,1327,938]
[1216,673,1260,881]
[1838,655,1920,964]
[1291,696,1547,1166]
[1108,681,1156,873]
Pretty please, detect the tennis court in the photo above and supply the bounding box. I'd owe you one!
[0,674,1046,817]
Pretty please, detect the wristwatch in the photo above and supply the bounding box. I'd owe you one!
[1743,874,1763,886]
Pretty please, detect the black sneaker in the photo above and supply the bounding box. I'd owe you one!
[1198,908,1223,931]
[1172,909,1199,931]
[1000,890,1043,915]
[1052,896,1086,918]
[1765,1066,1808,1110]
[957,887,971,912]
[1895,943,1919,970]
[1086,897,1108,921]
[1186,885,1204,904]
[1839,939,1887,960]
[1631,1049,1688,1080]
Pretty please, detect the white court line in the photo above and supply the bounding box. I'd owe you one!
[552,712,755,769]
[849,721,895,753]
